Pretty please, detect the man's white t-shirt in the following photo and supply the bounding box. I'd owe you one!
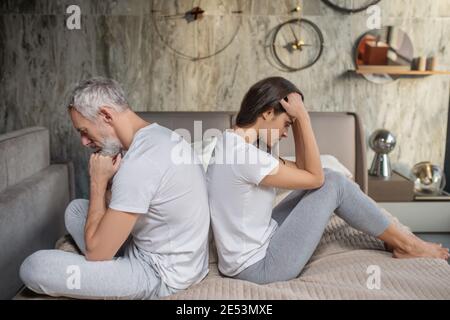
[206,130,280,277]
[109,123,210,290]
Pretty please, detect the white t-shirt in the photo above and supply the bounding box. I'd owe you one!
[109,123,210,290]
[206,130,279,276]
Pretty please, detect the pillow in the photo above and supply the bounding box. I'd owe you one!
[284,154,353,179]
[191,137,218,172]
[190,138,353,178]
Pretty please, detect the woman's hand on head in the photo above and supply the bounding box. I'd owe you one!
[280,92,307,119]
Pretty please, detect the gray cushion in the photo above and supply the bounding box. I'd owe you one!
[279,112,356,177]
[0,127,50,193]
[0,164,70,299]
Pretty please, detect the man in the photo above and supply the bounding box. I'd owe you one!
[19,77,210,299]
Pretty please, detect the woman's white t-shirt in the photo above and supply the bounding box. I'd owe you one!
[206,130,280,276]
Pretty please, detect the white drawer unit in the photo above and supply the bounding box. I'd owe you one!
[378,201,450,232]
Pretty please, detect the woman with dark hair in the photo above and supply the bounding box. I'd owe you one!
[206,76,449,284]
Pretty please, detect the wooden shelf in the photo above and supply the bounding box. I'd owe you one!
[356,70,450,75]
[353,66,450,76]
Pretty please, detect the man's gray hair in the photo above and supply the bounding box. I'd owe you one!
[68,77,129,120]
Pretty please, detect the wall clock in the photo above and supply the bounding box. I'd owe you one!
[322,0,381,13]
[271,18,324,72]
[151,0,243,61]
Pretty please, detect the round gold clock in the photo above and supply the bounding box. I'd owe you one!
[271,18,324,72]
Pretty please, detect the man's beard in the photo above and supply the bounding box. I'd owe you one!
[99,137,122,157]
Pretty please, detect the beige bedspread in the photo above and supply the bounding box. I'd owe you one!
[165,208,450,300]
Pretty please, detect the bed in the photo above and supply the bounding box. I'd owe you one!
[15,111,450,300]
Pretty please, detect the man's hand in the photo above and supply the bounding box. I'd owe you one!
[105,182,112,207]
[89,153,122,187]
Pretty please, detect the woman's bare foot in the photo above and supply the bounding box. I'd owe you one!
[392,235,449,260]
[384,242,394,252]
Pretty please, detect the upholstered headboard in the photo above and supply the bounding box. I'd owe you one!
[137,111,368,194]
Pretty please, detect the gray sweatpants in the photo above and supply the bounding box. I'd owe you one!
[234,168,391,284]
[19,199,178,299]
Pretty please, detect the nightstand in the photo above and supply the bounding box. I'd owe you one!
[368,171,414,202]
[369,171,450,232]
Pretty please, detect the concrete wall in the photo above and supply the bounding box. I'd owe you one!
[0,0,449,197]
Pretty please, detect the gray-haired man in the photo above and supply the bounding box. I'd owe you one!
[19,78,210,299]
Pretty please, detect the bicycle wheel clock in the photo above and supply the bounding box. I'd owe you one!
[322,0,381,13]
[151,0,242,61]
[271,19,324,72]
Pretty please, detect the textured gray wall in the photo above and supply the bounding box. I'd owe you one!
[0,0,449,197]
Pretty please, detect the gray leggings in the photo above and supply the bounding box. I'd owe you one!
[19,199,178,299]
[234,168,391,284]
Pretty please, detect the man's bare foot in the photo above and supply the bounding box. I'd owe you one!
[392,236,449,260]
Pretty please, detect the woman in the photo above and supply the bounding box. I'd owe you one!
[206,76,449,285]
